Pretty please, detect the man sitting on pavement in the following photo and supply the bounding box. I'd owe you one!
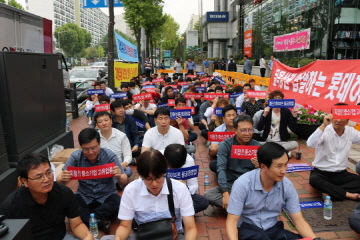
[141,108,185,153]
[163,144,209,213]
[122,99,151,131]
[0,153,93,240]
[99,81,114,96]
[307,103,360,201]
[57,128,127,234]
[226,142,317,240]
[110,100,142,159]
[205,115,262,209]
[95,111,133,177]
[89,94,111,128]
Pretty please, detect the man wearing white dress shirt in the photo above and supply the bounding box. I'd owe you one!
[307,103,360,201]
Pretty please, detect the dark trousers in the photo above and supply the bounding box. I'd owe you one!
[76,193,120,225]
[210,160,217,173]
[145,68,151,77]
[201,129,208,140]
[198,123,207,130]
[252,133,262,141]
[349,202,360,234]
[310,168,360,200]
[188,132,198,142]
[187,70,194,75]
[238,221,301,240]
[192,194,209,213]
[192,114,200,123]
[260,68,266,77]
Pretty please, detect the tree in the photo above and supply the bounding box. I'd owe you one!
[54,23,92,57]
[98,29,136,58]
[159,14,180,58]
[85,47,98,59]
[97,45,105,58]
[0,0,6,3]
[7,0,24,10]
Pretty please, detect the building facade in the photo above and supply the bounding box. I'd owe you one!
[26,0,108,45]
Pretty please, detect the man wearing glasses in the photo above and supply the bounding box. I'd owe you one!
[205,115,261,209]
[57,128,127,234]
[0,153,93,240]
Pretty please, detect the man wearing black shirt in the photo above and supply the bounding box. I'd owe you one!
[122,99,151,130]
[0,153,92,240]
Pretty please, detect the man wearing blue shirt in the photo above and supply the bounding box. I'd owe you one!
[226,142,317,240]
[203,58,209,74]
[186,58,196,75]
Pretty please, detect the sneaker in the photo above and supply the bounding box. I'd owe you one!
[88,120,92,125]
[98,219,111,234]
[129,158,136,166]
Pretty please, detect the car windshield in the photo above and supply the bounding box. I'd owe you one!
[92,62,106,67]
[70,70,97,78]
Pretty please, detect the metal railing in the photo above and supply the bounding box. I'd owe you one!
[64,83,79,119]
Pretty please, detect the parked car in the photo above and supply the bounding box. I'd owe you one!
[66,62,73,70]
[69,68,102,102]
[91,61,108,76]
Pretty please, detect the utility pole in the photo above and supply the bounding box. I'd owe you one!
[107,0,115,90]
[199,0,204,62]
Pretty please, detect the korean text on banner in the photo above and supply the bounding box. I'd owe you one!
[176,107,195,114]
[132,93,153,102]
[208,132,235,142]
[152,78,164,83]
[274,28,310,52]
[67,162,115,180]
[246,90,267,98]
[268,99,295,108]
[110,92,127,99]
[114,32,138,62]
[332,105,360,119]
[170,109,192,119]
[166,165,199,180]
[231,145,260,159]
[244,14,253,57]
[88,89,104,95]
[95,104,110,112]
[184,93,202,99]
[204,93,230,100]
[168,99,175,106]
[114,61,138,88]
[269,60,360,115]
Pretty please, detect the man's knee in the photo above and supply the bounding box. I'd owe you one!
[192,194,209,213]
[349,213,360,234]
[209,160,217,173]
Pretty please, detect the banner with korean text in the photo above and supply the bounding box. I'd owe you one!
[274,28,310,52]
[114,62,138,88]
[269,60,360,115]
[115,32,138,62]
[244,14,253,57]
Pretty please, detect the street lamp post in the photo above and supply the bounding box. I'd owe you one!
[57,30,69,53]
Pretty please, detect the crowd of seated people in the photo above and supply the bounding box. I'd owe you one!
[4,71,360,240]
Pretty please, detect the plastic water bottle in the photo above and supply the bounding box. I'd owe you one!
[191,153,195,160]
[89,213,98,238]
[204,175,210,186]
[65,119,70,132]
[324,196,332,220]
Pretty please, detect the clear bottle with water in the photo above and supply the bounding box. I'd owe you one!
[324,196,332,220]
[204,175,210,186]
[65,119,70,132]
[89,213,98,238]
[191,153,195,160]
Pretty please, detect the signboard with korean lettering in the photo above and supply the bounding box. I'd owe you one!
[231,145,260,159]
[230,92,242,99]
[214,76,226,85]
[176,107,195,114]
[144,88,156,93]
[164,84,178,89]
[141,81,153,86]
[88,89,104,95]
[214,107,242,117]
[127,115,145,129]
[153,78,164,83]
[168,99,175,106]
[188,75,197,78]
[268,99,295,108]
[95,104,110,112]
[206,12,229,22]
[204,93,230,100]
[201,77,210,81]
[158,103,169,108]
[208,132,235,142]
[178,82,188,86]
[170,109,192,119]
[332,105,360,119]
[184,93,202,99]
[196,87,206,92]
[67,162,115,180]
[246,90,267,98]
[142,85,156,89]
[82,0,124,8]
[132,93,153,102]
[274,28,311,52]
[196,72,205,75]
[286,163,313,172]
[110,92,127,99]
[269,60,360,114]
[115,32,138,62]
[244,14,253,57]
[299,201,323,209]
[166,165,199,180]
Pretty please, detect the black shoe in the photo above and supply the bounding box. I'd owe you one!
[98,219,111,234]
[116,183,124,191]
[129,157,136,166]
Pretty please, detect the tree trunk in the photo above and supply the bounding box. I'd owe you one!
[135,28,142,75]
[150,37,154,73]
[107,0,115,90]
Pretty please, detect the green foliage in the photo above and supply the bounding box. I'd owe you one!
[186,46,201,60]
[98,29,136,57]
[54,23,92,57]
[158,14,180,57]
[4,0,24,10]
[97,45,105,58]
[85,47,98,59]
[279,58,317,68]
[0,0,6,3]
[297,104,325,125]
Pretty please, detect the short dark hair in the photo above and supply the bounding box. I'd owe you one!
[94,83,101,88]
[78,128,100,146]
[233,115,253,129]
[175,97,186,105]
[186,78,193,82]
[164,144,187,169]
[269,90,284,99]
[244,55,249,58]
[154,108,170,118]
[137,149,168,178]
[212,80,220,85]
[272,54,276,58]
[222,104,237,117]
[95,111,112,122]
[207,89,215,93]
[249,78,255,83]
[122,99,132,106]
[165,86,173,93]
[215,86,223,92]
[208,82,216,88]
[257,142,287,168]
[234,85,243,93]
[194,82,201,86]
[110,100,123,111]
[99,81,106,85]
[128,82,135,87]
[173,76,178,81]
[17,153,51,179]
[262,54,266,58]
[98,95,110,103]
[243,83,252,89]
[120,83,129,89]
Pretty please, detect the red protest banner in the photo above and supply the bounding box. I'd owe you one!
[141,81,152,86]
[269,60,360,114]
[133,93,153,102]
[208,132,235,142]
[67,162,115,180]
[184,93,202,99]
[168,99,175,106]
[144,88,156,93]
[201,77,210,81]
[204,93,230,100]
[164,84,178,89]
[222,86,227,90]
[152,78,164,83]
[149,99,155,103]
[231,145,260,159]
[178,82,188,86]
[176,107,195,114]
[246,90,267,98]
[95,104,110,112]
[188,75,196,78]
[332,105,360,119]
[201,84,205,87]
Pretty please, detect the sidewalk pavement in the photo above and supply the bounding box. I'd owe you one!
[67,114,360,239]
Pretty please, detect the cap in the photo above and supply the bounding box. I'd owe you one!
[326,196,331,200]
[90,213,95,217]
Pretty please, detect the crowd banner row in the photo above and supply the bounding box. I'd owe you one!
[214,70,270,87]
[269,60,360,114]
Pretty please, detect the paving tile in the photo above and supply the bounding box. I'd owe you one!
[208,228,222,240]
